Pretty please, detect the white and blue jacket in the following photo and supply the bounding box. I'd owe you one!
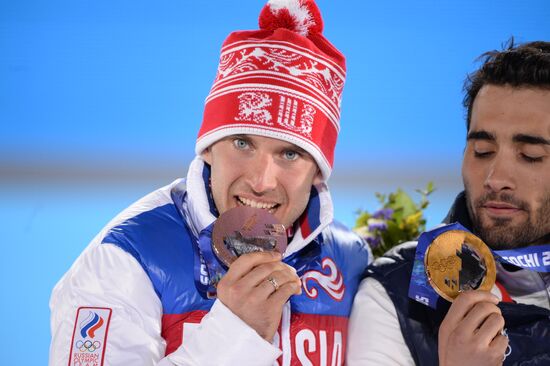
[49,157,370,366]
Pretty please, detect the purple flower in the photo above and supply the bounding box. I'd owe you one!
[367,218,388,232]
[373,208,393,220]
[354,225,384,249]
[365,235,382,248]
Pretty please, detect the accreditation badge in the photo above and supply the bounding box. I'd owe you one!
[409,223,496,308]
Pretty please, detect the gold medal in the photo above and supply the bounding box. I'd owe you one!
[424,230,496,302]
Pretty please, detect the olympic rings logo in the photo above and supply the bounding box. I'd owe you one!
[75,340,102,352]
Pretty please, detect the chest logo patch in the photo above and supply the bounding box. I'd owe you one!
[301,257,345,301]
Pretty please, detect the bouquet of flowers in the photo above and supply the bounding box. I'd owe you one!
[354,182,434,258]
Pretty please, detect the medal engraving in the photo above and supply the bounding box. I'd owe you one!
[212,206,287,267]
[424,230,496,302]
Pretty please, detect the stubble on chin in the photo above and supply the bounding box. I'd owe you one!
[465,190,550,250]
[472,214,521,250]
[465,189,519,249]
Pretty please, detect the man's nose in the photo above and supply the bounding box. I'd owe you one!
[483,154,516,192]
[247,153,278,194]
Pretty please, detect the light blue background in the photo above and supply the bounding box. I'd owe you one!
[1,0,549,364]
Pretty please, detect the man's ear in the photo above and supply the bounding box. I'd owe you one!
[312,169,323,185]
[201,147,212,165]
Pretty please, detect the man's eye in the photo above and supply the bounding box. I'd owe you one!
[474,151,493,158]
[283,150,299,161]
[521,154,544,163]
[233,139,249,150]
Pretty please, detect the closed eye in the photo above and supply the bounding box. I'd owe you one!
[521,154,544,163]
[474,151,494,159]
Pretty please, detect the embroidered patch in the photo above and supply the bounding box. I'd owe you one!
[68,307,112,366]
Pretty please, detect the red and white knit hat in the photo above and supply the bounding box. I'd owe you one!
[196,0,346,180]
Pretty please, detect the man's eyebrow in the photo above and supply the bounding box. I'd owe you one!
[513,134,550,145]
[289,144,308,154]
[467,130,495,141]
[230,134,248,140]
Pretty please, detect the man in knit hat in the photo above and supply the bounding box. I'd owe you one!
[49,1,370,365]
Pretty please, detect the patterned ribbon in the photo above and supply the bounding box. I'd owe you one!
[193,223,229,299]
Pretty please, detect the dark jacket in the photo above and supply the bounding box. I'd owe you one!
[367,192,550,365]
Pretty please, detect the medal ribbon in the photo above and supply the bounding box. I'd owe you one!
[409,222,550,308]
[193,223,229,299]
[493,245,550,272]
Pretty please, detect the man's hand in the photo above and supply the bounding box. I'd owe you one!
[217,251,302,341]
[438,291,509,366]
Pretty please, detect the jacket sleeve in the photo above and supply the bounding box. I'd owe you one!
[49,243,166,365]
[346,277,415,366]
[50,243,282,366]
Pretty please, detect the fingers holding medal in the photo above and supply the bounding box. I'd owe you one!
[260,263,301,298]
[217,251,301,340]
[221,255,300,298]
[425,229,507,365]
[409,225,510,364]
[266,276,279,291]
[438,291,509,366]
[213,207,301,341]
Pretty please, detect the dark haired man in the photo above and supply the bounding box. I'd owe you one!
[49,1,370,365]
[347,41,550,365]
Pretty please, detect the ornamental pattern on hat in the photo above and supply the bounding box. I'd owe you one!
[235,92,273,126]
[213,44,345,112]
[234,92,316,139]
[196,0,346,181]
[276,95,316,138]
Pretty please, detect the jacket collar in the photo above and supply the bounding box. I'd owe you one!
[443,191,474,231]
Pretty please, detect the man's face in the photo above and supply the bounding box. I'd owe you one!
[462,85,550,249]
[202,134,322,229]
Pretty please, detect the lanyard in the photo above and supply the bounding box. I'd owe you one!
[193,223,228,299]
[493,245,550,272]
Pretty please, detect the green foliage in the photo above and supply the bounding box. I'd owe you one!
[354,183,435,258]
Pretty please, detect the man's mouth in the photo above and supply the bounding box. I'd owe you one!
[481,201,523,216]
[236,196,280,214]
